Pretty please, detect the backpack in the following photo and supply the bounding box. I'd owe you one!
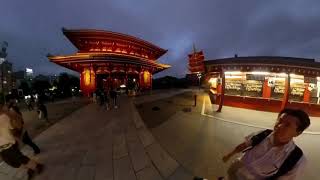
[248,129,303,179]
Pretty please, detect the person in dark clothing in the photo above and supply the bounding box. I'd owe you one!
[109,89,118,109]
[99,89,105,107]
[7,98,41,155]
[37,101,48,123]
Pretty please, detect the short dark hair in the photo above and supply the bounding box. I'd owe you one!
[279,108,310,132]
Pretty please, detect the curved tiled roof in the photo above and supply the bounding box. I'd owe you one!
[62,28,167,59]
[205,56,320,68]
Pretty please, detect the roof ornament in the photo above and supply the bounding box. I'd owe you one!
[193,43,197,54]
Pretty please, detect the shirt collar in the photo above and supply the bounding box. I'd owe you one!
[267,132,295,153]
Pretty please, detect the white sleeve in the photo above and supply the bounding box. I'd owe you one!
[277,155,307,180]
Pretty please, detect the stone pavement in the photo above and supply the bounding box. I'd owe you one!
[0,92,193,180]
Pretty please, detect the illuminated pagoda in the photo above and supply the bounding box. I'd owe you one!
[48,28,170,96]
[186,44,205,85]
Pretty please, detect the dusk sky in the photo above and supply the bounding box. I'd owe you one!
[1,0,320,78]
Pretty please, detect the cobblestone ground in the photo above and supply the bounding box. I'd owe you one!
[0,90,193,180]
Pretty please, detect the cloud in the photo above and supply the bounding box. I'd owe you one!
[1,0,320,77]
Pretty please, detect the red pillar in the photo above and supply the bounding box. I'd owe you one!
[281,75,290,110]
[139,71,144,89]
[262,79,271,98]
[217,71,225,112]
[303,83,310,103]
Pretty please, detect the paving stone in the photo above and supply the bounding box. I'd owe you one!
[137,127,155,147]
[0,173,14,180]
[167,166,194,180]
[113,133,128,159]
[76,165,96,180]
[114,156,136,180]
[81,149,97,166]
[146,143,179,178]
[136,164,163,180]
[94,161,113,180]
[133,111,145,129]
[126,126,151,172]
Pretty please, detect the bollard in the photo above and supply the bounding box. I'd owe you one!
[194,94,197,107]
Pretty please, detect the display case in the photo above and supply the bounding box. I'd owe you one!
[225,79,243,96]
[289,80,305,102]
[243,80,263,97]
[271,79,285,99]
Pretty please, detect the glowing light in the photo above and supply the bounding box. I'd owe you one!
[273,77,286,81]
[120,84,126,88]
[290,79,304,83]
[82,68,95,86]
[290,74,304,78]
[143,71,151,85]
[26,68,33,73]
[225,75,242,79]
[250,71,270,75]
[277,73,287,77]
[208,78,217,84]
[224,71,242,75]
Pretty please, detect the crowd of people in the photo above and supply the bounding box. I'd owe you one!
[94,88,119,110]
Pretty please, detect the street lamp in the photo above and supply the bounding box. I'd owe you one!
[197,72,202,90]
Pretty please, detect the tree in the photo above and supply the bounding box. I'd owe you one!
[32,80,51,94]
[57,73,80,97]
[19,81,31,95]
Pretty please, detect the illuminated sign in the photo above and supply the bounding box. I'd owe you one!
[26,68,33,73]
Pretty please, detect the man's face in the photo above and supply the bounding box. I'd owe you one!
[273,113,300,143]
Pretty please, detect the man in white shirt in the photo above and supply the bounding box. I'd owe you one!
[0,111,44,180]
[222,108,310,180]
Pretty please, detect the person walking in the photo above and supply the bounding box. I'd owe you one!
[104,89,110,110]
[26,97,33,111]
[221,108,310,180]
[7,97,40,155]
[0,109,44,180]
[110,88,118,109]
[37,101,49,124]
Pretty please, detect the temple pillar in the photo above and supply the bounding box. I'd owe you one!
[139,71,144,89]
[281,74,290,110]
[80,67,96,97]
[303,83,311,103]
[262,79,272,98]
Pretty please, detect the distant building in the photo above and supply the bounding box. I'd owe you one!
[13,68,34,89]
[0,60,14,94]
[25,68,34,81]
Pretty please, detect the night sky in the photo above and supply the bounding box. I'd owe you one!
[1,0,320,78]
